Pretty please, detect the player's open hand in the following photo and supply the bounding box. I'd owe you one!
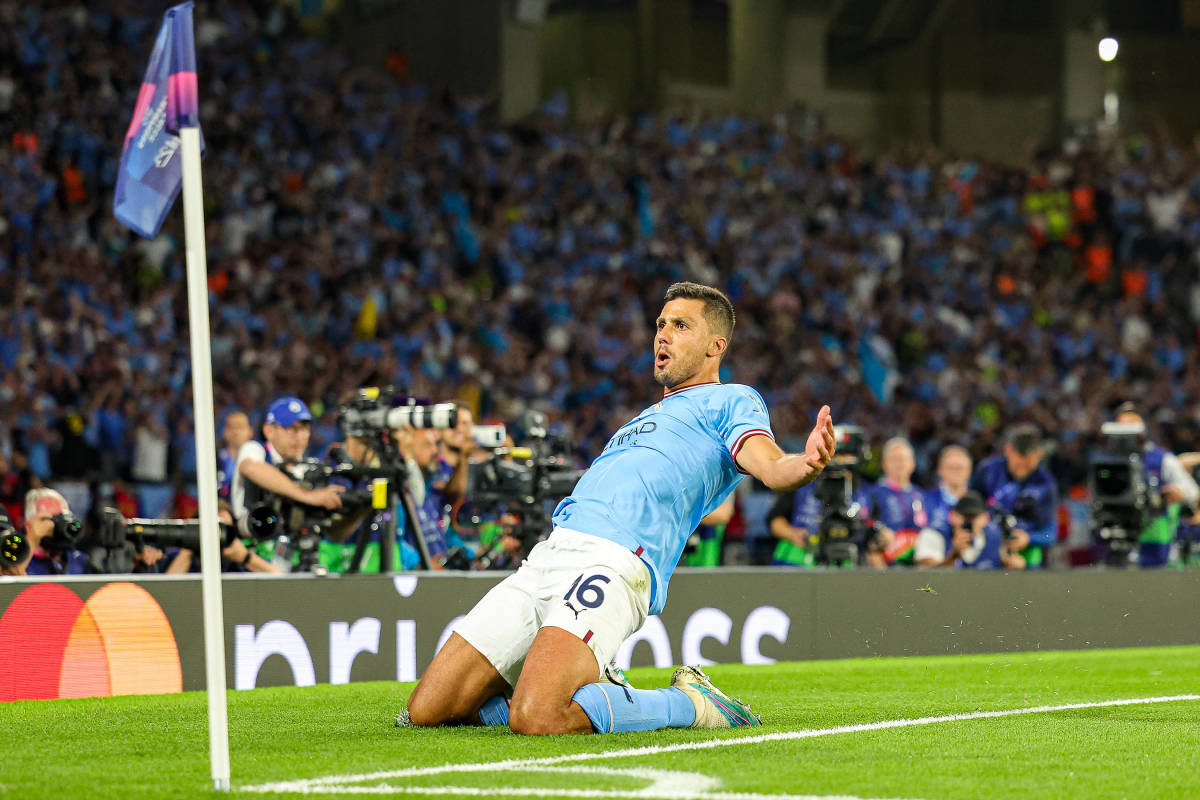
[805,405,836,473]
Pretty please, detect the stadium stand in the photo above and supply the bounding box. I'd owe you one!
[4,2,1200,544]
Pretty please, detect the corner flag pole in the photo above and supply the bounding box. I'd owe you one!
[180,121,232,792]
[113,2,230,791]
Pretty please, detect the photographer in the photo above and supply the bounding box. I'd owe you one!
[17,488,91,575]
[395,425,474,569]
[915,445,972,567]
[1110,403,1199,567]
[320,431,421,573]
[860,438,928,567]
[934,491,1024,570]
[432,405,474,511]
[969,423,1057,568]
[163,501,281,574]
[767,482,819,567]
[231,397,345,535]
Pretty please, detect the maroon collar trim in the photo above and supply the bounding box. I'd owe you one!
[662,381,721,398]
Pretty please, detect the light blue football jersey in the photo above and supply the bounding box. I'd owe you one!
[552,382,774,613]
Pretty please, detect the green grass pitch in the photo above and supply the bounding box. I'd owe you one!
[3,646,1198,799]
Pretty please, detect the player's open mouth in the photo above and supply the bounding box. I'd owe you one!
[656,351,670,368]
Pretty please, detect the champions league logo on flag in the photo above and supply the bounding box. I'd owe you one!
[113,2,203,239]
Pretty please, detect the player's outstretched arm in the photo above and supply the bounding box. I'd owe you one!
[736,405,836,492]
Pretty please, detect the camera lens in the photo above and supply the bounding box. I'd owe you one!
[2,532,29,567]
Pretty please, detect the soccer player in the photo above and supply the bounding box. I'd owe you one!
[403,282,836,735]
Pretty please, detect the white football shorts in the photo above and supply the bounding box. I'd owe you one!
[454,527,652,688]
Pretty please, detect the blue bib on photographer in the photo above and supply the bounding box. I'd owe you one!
[1138,446,1173,566]
[552,382,773,614]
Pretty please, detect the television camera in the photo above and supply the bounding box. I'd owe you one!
[458,411,584,569]
[1088,421,1159,565]
[808,424,878,566]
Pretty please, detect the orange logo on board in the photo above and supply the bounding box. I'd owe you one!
[0,582,182,702]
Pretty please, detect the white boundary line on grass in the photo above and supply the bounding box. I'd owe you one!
[242,694,1200,796]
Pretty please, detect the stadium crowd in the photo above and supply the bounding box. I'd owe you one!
[4,2,1200,570]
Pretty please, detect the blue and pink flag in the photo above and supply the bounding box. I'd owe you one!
[114,2,203,239]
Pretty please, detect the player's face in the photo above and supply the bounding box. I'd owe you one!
[653,299,712,388]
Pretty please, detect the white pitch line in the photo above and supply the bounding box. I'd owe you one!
[242,694,1200,795]
[283,788,917,799]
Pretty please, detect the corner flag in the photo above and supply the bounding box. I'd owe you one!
[114,2,204,239]
[116,3,231,791]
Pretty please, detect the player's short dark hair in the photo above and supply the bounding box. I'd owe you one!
[663,282,735,341]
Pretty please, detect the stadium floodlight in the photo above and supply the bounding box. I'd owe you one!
[1098,37,1119,62]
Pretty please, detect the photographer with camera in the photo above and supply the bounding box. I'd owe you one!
[163,500,282,574]
[860,438,928,567]
[15,488,91,575]
[766,426,870,568]
[933,491,1024,570]
[914,445,972,567]
[320,430,421,573]
[462,410,585,571]
[767,481,820,567]
[1100,403,1199,567]
[433,404,475,510]
[969,423,1057,568]
[395,424,475,569]
[231,397,345,536]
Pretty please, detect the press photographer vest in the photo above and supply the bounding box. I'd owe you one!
[1143,446,1166,489]
[1138,445,1175,565]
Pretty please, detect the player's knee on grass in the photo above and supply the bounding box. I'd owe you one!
[509,693,586,736]
[406,684,474,727]
[508,695,550,735]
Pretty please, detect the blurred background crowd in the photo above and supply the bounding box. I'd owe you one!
[5,1,1200,573]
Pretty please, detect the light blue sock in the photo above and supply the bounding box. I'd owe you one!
[478,694,509,726]
[571,683,696,733]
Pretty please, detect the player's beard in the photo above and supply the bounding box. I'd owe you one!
[653,346,705,388]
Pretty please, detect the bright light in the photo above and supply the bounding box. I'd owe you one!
[1098,37,1119,62]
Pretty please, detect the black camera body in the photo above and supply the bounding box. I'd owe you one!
[1088,422,1159,562]
[464,412,583,567]
[809,425,875,566]
[246,458,376,573]
[995,494,1039,542]
[39,511,85,553]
